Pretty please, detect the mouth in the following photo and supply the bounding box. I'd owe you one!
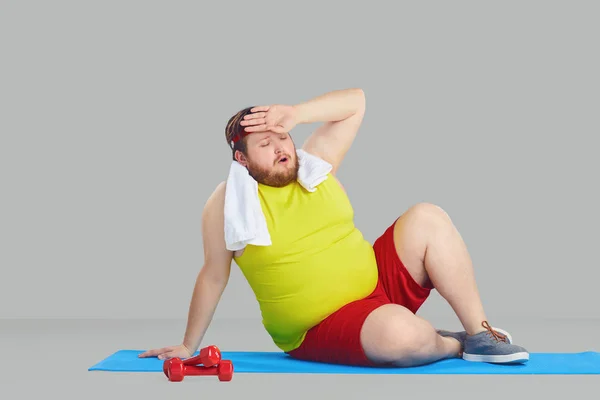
[277,156,289,164]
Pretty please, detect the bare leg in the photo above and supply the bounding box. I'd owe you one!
[392,203,488,335]
[360,304,461,367]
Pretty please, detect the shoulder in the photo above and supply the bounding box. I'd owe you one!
[330,174,347,194]
[203,181,226,218]
[321,171,347,194]
[301,149,348,194]
[213,180,227,199]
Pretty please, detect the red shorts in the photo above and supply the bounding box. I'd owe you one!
[286,217,434,366]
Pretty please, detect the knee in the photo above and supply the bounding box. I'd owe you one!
[408,202,449,218]
[405,202,451,225]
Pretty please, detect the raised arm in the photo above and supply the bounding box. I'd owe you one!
[297,88,366,175]
[139,182,232,360]
[239,88,366,175]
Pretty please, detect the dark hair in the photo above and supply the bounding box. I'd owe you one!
[225,106,255,160]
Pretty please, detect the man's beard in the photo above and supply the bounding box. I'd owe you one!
[247,156,300,187]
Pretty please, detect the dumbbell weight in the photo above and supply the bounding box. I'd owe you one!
[165,359,234,382]
[183,345,221,367]
[162,345,221,377]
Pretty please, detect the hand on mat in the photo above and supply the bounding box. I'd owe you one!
[240,104,298,134]
[138,343,192,360]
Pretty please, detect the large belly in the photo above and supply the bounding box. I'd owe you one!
[242,229,379,350]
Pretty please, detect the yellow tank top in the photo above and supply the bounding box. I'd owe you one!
[233,173,379,352]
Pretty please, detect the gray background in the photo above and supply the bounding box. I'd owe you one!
[1,0,598,398]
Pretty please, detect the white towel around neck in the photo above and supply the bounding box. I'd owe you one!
[223,149,332,251]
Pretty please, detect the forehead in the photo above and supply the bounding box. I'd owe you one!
[247,131,288,143]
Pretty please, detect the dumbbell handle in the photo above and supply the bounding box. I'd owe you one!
[182,365,220,376]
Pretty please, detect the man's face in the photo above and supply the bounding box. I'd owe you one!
[237,131,299,187]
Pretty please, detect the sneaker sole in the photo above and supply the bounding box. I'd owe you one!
[462,351,530,364]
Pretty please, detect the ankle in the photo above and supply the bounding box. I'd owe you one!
[440,336,462,358]
[465,319,494,336]
[466,326,486,336]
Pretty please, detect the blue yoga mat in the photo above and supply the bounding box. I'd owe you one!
[89,350,600,375]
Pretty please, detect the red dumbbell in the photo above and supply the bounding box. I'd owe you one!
[164,359,234,382]
[183,345,221,367]
[161,345,221,377]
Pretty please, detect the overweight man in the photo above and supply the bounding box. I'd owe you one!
[140,88,529,367]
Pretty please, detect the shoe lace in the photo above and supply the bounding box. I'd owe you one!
[482,321,508,343]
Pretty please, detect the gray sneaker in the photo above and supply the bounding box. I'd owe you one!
[437,326,512,355]
[437,330,467,348]
[462,321,529,364]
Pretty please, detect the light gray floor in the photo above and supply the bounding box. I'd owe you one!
[0,317,598,399]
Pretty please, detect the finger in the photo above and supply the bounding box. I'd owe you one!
[245,124,268,132]
[158,350,178,360]
[243,112,266,120]
[138,347,169,358]
[250,106,269,113]
[240,118,265,126]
